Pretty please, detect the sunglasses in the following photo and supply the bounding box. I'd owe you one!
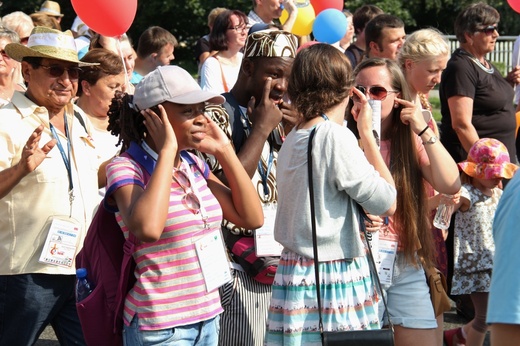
[37,64,82,80]
[352,85,399,102]
[476,25,498,35]
[172,169,202,214]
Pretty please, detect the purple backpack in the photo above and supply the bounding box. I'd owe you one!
[75,150,149,346]
[75,146,207,345]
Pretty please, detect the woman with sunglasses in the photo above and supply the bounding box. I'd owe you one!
[439,2,520,167]
[200,10,248,94]
[105,65,263,345]
[438,2,520,331]
[266,44,397,345]
[347,58,460,346]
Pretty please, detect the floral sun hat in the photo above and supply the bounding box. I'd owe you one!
[458,138,518,179]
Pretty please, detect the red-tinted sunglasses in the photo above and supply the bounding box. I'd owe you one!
[352,85,398,102]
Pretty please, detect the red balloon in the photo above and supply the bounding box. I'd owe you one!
[71,0,137,37]
[310,0,343,15]
[507,0,520,13]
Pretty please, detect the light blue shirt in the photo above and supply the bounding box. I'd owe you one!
[487,173,520,325]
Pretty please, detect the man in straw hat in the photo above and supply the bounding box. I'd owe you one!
[36,0,64,23]
[0,26,101,345]
[196,28,298,346]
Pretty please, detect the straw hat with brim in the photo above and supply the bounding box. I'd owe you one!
[5,27,98,67]
[37,1,64,17]
[133,65,225,111]
[458,138,518,180]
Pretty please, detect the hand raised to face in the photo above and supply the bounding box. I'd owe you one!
[141,105,178,155]
[247,77,284,138]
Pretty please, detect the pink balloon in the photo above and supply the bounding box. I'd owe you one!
[71,0,137,37]
[310,0,343,15]
[507,0,520,13]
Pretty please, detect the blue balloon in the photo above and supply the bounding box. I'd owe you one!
[312,8,348,44]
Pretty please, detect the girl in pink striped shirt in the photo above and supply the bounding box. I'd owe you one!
[105,65,263,345]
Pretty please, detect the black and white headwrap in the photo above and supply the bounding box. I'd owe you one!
[244,29,298,59]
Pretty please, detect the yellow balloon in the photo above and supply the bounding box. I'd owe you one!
[280,4,316,36]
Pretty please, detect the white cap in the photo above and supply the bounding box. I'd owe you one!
[132,66,225,110]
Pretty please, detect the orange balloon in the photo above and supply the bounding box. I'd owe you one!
[280,4,316,36]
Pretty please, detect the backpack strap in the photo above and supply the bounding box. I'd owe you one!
[213,56,229,93]
[181,150,209,178]
[113,229,136,334]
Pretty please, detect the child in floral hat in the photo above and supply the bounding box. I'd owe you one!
[444,138,518,346]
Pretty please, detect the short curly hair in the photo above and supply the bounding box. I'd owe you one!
[107,91,147,152]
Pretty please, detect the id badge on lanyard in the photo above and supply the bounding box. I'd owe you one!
[375,232,398,286]
[39,216,82,268]
[195,228,232,292]
[255,204,283,256]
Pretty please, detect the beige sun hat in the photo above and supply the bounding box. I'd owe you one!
[37,1,64,17]
[5,26,98,67]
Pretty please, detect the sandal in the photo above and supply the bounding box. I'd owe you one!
[443,327,466,346]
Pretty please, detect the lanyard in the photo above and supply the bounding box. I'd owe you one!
[49,114,74,205]
[258,146,274,198]
[238,107,275,198]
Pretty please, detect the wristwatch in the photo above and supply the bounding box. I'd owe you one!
[423,135,438,145]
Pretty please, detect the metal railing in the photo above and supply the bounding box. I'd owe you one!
[445,35,518,73]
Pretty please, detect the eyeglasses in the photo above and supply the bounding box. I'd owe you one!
[227,24,247,33]
[0,50,9,59]
[172,169,201,214]
[37,64,82,80]
[352,85,399,102]
[476,25,498,35]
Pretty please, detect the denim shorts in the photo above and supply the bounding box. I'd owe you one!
[123,314,220,346]
[379,253,437,329]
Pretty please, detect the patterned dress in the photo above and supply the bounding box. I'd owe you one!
[451,183,501,295]
[266,250,380,346]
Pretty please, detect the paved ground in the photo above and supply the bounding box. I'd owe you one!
[36,299,489,345]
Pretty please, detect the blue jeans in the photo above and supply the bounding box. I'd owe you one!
[123,315,220,346]
[0,273,85,346]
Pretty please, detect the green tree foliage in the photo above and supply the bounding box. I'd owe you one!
[3,0,518,74]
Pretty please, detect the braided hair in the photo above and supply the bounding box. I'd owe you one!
[107,91,147,152]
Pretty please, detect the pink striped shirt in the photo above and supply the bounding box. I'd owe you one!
[106,152,223,330]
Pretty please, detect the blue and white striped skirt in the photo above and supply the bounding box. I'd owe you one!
[265,250,380,346]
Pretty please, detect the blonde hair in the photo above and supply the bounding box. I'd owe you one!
[208,7,228,29]
[398,28,449,67]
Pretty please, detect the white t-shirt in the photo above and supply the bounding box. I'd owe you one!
[200,54,243,94]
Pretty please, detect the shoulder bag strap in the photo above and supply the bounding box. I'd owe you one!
[214,56,229,93]
[307,127,392,337]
